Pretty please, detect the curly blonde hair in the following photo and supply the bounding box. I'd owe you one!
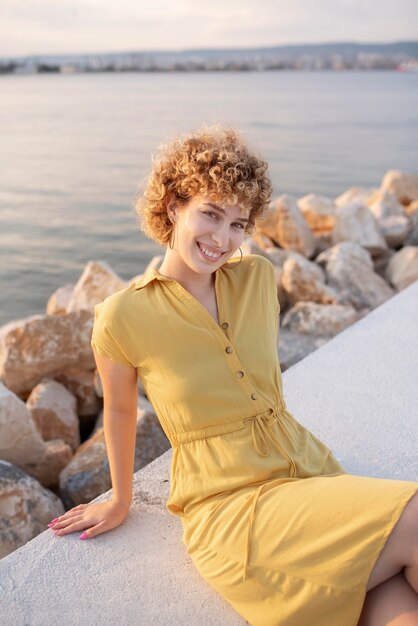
[134,124,273,246]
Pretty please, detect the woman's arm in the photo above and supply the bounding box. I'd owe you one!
[46,351,139,539]
[95,350,139,510]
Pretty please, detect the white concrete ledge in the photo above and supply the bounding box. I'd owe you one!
[1,280,417,626]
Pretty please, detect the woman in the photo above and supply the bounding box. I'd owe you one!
[47,125,418,625]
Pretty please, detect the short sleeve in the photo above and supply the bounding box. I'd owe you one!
[263,255,280,316]
[90,301,135,367]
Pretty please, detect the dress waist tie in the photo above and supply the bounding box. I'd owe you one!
[242,408,298,582]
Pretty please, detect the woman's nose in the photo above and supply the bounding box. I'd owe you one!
[211,225,230,248]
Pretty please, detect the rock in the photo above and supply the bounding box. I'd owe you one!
[0,309,94,395]
[46,283,75,315]
[335,187,377,207]
[0,383,47,471]
[316,241,395,310]
[278,329,332,371]
[331,202,388,256]
[31,439,73,489]
[66,260,127,314]
[385,246,418,290]
[0,383,72,488]
[405,200,418,217]
[313,232,334,255]
[297,193,336,233]
[281,252,340,306]
[26,379,80,451]
[367,190,411,247]
[380,170,418,206]
[0,460,65,559]
[404,210,418,246]
[54,367,100,417]
[281,302,359,336]
[250,232,277,250]
[256,195,317,258]
[241,238,271,258]
[377,216,411,248]
[59,427,110,509]
[59,401,170,509]
[372,248,396,279]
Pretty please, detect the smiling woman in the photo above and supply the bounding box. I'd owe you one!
[51,123,418,626]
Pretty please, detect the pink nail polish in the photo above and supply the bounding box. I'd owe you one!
[79,532,89,540]
[51,518,59,523]
[47,523,55,527]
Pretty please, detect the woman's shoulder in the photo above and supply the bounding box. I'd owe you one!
[93,281,138,324]
[226,252,276,281]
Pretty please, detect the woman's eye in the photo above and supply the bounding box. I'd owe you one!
[204,212,244,229]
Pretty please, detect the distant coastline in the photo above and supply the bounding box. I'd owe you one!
[2,41,418,75]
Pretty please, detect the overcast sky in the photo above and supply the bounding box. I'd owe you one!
[1,0,418,58]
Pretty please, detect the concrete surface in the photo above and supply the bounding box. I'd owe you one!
[1,280,417,626]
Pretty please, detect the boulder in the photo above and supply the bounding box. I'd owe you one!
[54,366,100,417]
[316,242,395,310]
[26,379,80,451]
[335,187,377,208]
[46,283,75,315]
[404,210,418,246]
[66,260,127,314]
[256,195,317,258]
[297,193,336,233]
[278,330,332,371]
[367,190,411,247]
[281,252,340,306]
[281,302,359,336]
[385,246,418,290]
[0,383,72,488]
[0,460,65,559]
[0,310,94,394]
[331,202,388,256]
[380,170,418,206]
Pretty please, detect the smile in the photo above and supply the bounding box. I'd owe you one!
[196,242,225,260]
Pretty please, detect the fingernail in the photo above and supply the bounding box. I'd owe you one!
[51,518,59,523]
[79,532,89,540]
[47,523,55,527]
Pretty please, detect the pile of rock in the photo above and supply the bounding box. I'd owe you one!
[0,259,172,559]
[246,169,418,369]
[0,169,417,560]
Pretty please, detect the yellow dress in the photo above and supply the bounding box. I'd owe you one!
[91,253,418,626]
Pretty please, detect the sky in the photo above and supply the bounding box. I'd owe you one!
[1,0,418,58]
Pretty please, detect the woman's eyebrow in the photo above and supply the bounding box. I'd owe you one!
[203,202,250,223]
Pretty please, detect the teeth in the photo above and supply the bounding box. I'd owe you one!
[198,243,223,258]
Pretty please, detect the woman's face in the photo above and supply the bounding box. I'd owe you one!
[171,194,250,274]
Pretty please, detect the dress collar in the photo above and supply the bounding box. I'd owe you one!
[133,266,172,290]
[133,258,240,291]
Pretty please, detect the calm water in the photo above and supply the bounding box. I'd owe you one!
[1,71,417,326]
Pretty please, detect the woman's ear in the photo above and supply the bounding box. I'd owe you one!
[166,193,177,222]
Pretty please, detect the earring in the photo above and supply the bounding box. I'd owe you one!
[225,247,242,268]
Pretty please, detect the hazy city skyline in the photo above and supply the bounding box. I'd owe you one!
[1,0,418,58]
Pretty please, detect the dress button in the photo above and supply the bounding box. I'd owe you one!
[221,322,229,329]
[236,371,244,378]
[225,346,233,354]
[251,392,258,400]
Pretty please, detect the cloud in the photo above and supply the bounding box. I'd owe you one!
[1,0,417,57]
